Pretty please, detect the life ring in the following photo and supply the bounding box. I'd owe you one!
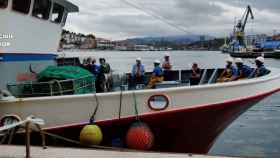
[0,114,22,127]
[147,94,170,111]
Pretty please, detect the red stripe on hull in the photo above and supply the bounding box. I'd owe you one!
[45,93,275,154]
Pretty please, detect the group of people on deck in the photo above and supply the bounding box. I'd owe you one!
[81,54,270,91]
[217,56,270,82]
[131,53,173,89]
[82,57,112,92]
[130,54,270,89]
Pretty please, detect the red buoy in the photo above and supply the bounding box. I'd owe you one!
[126,122,154,150]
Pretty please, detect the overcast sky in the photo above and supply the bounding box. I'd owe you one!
[64,0,280,40]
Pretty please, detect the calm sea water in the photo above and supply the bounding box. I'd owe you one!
[64,50,280,158]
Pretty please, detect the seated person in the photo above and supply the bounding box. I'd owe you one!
[190,63,201,85]
[147,60,164,89]
[235,58,253,80]
[217,58,238,82]
[131,58,145,88]
[162,53,172,81]
[250,56,270,78]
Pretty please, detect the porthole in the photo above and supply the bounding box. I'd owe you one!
[147,94,170,111]
[0,114,21,127]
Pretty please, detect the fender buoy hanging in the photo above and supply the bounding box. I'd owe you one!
[79,93,103,146]
[80,124,103,146]
[126,92,155,150]
[126,122,154,150]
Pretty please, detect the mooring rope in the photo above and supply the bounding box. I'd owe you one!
[39,130,122,150]
[132,91,140,121]
[118,87,123,119]
[89,92,100,124]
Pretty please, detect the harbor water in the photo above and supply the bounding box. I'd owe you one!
[64,50,280,158]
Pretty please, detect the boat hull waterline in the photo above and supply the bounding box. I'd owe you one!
[1,68,280,154]
[230,52,280,58]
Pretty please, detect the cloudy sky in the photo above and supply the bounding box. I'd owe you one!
[65,0,280,40]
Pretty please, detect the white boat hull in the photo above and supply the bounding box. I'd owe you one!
[1,68,280,130]
[1,68,280,153]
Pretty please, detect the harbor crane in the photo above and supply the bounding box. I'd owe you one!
[234,5,254,48]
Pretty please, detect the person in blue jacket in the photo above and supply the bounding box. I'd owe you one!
[147,60,164,88]
[235,58,253,80]
[250,56,270,78]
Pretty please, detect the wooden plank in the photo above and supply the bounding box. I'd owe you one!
[0,145,243,158]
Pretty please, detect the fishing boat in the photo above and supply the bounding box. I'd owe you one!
[1,0,280,155]
[224,5,280,59]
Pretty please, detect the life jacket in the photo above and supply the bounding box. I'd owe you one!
[224,68,233,78]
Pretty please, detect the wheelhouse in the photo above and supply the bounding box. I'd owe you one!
[0,0,78,26]
[0,0,78,90]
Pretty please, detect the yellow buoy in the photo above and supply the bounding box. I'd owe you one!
[79,124,103,145]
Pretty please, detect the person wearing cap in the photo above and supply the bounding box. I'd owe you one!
[250,56,270,78]
[190,63,201,85]
[131,58,146,88]
[147,60,164,88]
[162,53,172,81]
[217,57,238,82]
[235,58,253,80]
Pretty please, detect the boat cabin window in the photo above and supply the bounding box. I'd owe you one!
[32,0,51,20]
[61,11,68,26]
[0,0,8,9]
[12,0,31,14]
[51,3,64,24]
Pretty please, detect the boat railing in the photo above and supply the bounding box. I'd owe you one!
[7,76,95,98]
[111,68,225,90]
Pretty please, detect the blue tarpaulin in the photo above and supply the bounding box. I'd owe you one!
[262,41,280,50]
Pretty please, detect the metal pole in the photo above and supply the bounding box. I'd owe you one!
[25,122,31,158]
[35,124,47,149]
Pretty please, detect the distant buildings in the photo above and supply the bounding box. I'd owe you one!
[60,29,280,51]
[96,38,115,50]
[60,30,97,49]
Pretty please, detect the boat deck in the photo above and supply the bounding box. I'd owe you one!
[0,145,243,158]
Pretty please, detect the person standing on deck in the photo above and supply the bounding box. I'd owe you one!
[82,57,93,72]
[190,63,201,85]
[235,58,253,80]
[131,58,145,88]
[217,58,238,82]
[250,56,270,78]
[147,60,164,89]
[91,58,100,76]
[96,58,112,92]
[89,58,100,92]
[162,53,172,81]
